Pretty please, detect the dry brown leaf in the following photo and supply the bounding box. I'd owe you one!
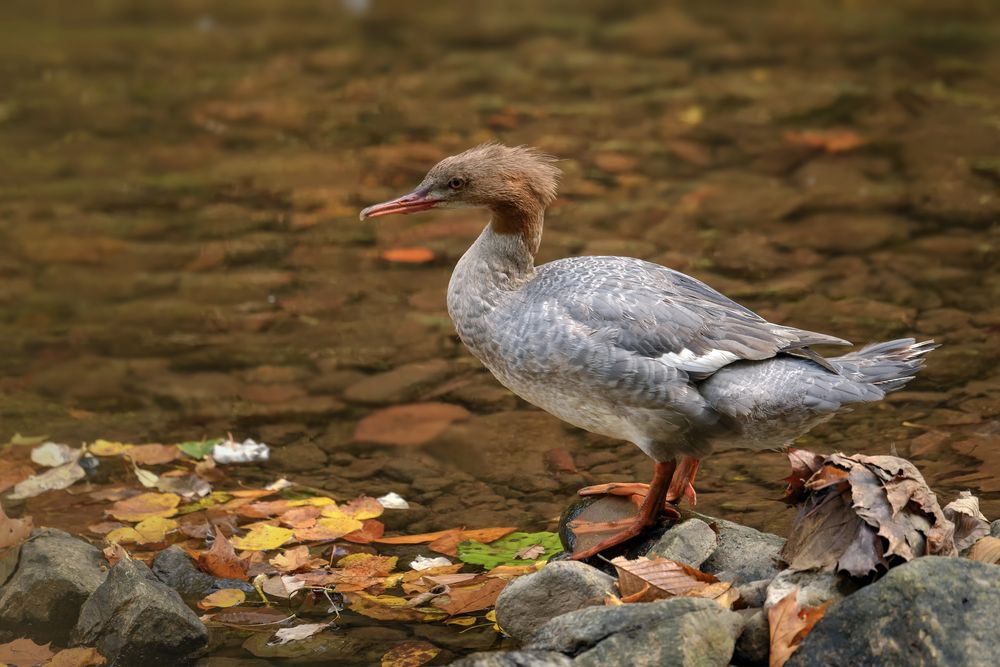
[343,519,385,544]
[943,491,989,552]
[198,527,249,580]
[269,545,313,573]
[611,556,736,607]
[103,542,130,566]
[785,129,865,153]
[0,462,36,494]
[107,492,180,522]
[125,444,180,466]
[0,638,55,666]
[45,646,106,667]
[375,529,459,545]
[202,606,291,628]
[0,502,33,549]
[341,496,384,521]
[431,577,508,615]
[967,536,1000,564]
[781,449,827,504]
[768,590,828,667]
[380,640,441,667]
[353,403,471,446]
[277,506,321,529]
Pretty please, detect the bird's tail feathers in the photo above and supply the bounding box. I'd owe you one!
[828,338,938,393]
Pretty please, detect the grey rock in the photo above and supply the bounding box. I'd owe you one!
[0,529,105,643]
[495,561,616,643]
[989,519,1000,538]
[736,578,771,608]
[73,559,208,666]
[697,516,784,585]
[789,556,1000,667]
[764,568,855,611]
[647,518,718,568]
[152,545,254,602]
[528,597,744,666]
[448,651,573,667]
[733,609,769,667]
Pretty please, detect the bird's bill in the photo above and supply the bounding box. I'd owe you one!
[359,188,440,220]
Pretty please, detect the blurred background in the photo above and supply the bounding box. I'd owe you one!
[0,0,997,537]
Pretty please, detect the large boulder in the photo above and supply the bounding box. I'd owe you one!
[0,529,105,643]
[152,545,254,602]
[494,561,617,643]
[72,559,208,666]
[789,556,1000,666]
[527,597,744,666]
[697,517,784,585]
[646,519,718,568]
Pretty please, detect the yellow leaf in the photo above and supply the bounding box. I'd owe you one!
[134,517,178,544]
[345,592,447,622]
[44,646,106,666]
[678,105,704,126]
[381,640,440,667]
[108,492,180,522]
[197,588,246,610]
[293,515,363,541]
[444,617,476,627]
[105,527,142,544]
[89,439,133,456]
[230,524,293,551]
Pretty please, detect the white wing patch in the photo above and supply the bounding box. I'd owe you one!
[660,348,741,374]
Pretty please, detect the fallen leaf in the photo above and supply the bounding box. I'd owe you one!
[293,515,364,542]
[344,519,385,544]
[345,592,448,622]
[781,449,827,504]
[198,588,247,610]
[0,638,55,666]
[513,545,546,560]
[88,439,132,456]
[457,532,562,568]
[341,496,384,521]
[268,622,330,645]
[353,403,470,446]
[0,502,33,550]
[125,444,180,466]
[8,433,49,447]
[134,516,178,544]
[259,574,306,599]
[611,556,736,607]
[202,606,291,627]
[108,492,181,522]
[432,578,508,615]
[543,447,578,474]
[381,640,441,667]
[269,546,312,573]
[45,646,106,667]
[785,129,865,153]
[380,247,435,264]
[177,438,222,460]
[103,543,130,566]
[376,529,459,545]
[30,443,80,467]
[768,590,828,667]
[943,491,989,552]
[105,527,143,544]
[8,461,87,499]
[239,497,333,518]
[231,524,294,551]
[198,527,250,579]
[87,521,124,535]
[967,536,1000,564]
[156,475,212,499]
[277,506,321,529]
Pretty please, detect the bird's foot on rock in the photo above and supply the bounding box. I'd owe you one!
[578,482,683,514]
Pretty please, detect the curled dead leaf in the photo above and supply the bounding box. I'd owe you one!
[611,556,737,608]
[767,590,828,667]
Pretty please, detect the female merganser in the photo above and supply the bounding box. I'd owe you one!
[360,144,936,559]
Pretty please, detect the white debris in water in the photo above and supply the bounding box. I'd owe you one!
[377,492,410,509]
[266,477,293,491]
[268,622,331,645]
[213,437,270,464]
[410,555,452,571]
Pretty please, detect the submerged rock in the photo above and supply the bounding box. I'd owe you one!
[151,545,255,602]
[494,561,617,643]
[697,516,784,585]
[73,559,208,666]
[733,608,769,667]
[789,557,1000,667]
[527,597,744,666]
[0,529,105,643]
[646,518,718,568]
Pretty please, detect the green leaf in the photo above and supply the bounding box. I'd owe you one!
[457,531,563,568]
[177,438,222,459]
[8,433,49,446]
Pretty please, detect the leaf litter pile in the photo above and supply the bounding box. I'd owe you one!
[0,433,565,666]
[4,435,1000,667]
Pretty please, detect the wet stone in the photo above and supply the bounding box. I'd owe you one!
[151,546,255,603]
[764,568,854,610]
[733,608,769,667]
[269,441,328,472]
[695,514,785,585]
[646,518,718,568]
[0,528,106,644]
[343,359,455,405]
[448,651,573,667]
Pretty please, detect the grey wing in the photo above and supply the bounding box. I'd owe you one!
[525,257,849,407]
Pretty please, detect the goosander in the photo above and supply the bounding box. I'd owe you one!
[360,144,936,559]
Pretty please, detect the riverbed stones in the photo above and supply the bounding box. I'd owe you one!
[0,529,105,643]
[449,650,574,667]
[647,518,718,568]
[733,608,769,667]
[764,568,853,610]
[527,597,744,666]
[697,516,784,585]
[788,556,1000,667]
[343,359,454,404]
[151,545,255,602]
[73,559,208,666]
[494,561,617,643]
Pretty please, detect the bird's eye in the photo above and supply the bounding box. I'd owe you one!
[448,177,466,190]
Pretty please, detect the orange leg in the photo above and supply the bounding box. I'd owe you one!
[570,460,677,560]
[667,455,700,505]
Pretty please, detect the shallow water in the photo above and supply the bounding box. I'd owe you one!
[0,0,998,662]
